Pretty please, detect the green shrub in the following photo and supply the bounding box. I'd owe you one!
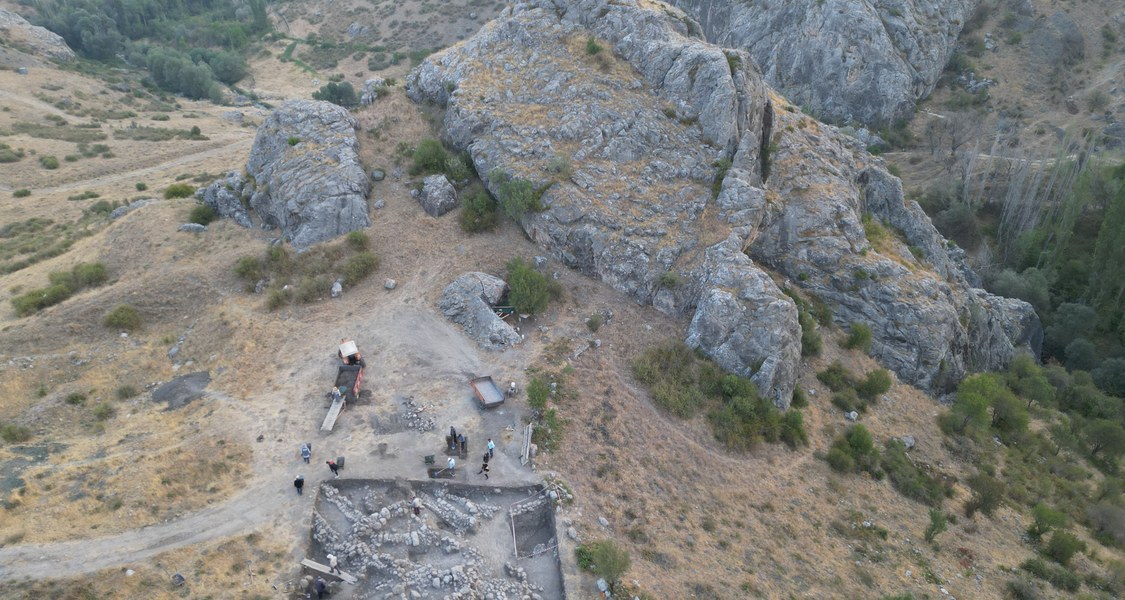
[65,392,87,405]
[93,402,116,421]
[790,385,808,408]
[586,314,603,332]
[135,182,147,191]
[0,142,24,163]
[546,154,572,180]
[312,81,357,108]
[72,262,107,287]
[506,257,551,315]
[1021,558,1080,591]
[345,230,370,251]
[39,155,60,169]
[964,473,1005,518]
[845,322,873,352]
[490,169,543,221]
[444,155,472,181]
[189,204,217,225]
[827,425,880,475]
[103,304,141,331]
[817,362,855,392]
[832,388,862,413]
[234,256,264,287]
[883,439,946,506]
[411,139,448,175]
[780,410,808,448]
[13,189,31,198]
[1028,503,1067,542]
[0,423,33,443]
[266,286,291,310]
[164,183,195,199]
[116,385,138,400]
[856,369,892,401]
[341,251,379,287]
[585,37,602,55]
[287,136,300,146]
[1044,530,1086,565]
[577,540,630,583]
[798,309,822,356]
[658,271,681,288]
[459,189,498,233]
[527,378,549,411]
[294,276,332,304]
[924,509,947,543]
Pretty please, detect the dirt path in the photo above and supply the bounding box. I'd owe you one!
[17,138,254,195]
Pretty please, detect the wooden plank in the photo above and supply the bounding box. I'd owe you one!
[300,558,357,584]
[320,398,344,432]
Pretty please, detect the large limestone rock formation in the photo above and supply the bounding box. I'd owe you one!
[197,100,371,249]
[0,9,75,62]
[667,0,977,125]
[408,0,1037,404]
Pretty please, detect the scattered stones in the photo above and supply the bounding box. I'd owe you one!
[384,279,397,290]
[109,198,156,220]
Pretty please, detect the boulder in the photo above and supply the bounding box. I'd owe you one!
[0,9,76,62]
[204,100,371,249]
[195,171,253,228]
[438,273,521,350]
[152,372,211,409]
[178,223,207,233]
[418,175,458,217]
[360,78,387,106]
[665,0,977,125]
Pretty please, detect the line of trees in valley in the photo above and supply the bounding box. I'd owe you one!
[29,0,268,100]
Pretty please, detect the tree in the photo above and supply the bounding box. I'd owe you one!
[1044,303,1097,357]
[1084,419,1125,459]
[1092,358,1125,397]
[965,473,1005,518]
[990,389,1029,435]
[924,509,948,543]
[948,374,995,433]
[845,322,873,352]
[506,258,550,315]
[1044,530,1086,565]
[1027,503,1067,541]
[1064,338,1099,372]
[1007,353,1055,409]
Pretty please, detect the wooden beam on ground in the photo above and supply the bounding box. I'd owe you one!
[300,558,357,584]
[320,398,344,432]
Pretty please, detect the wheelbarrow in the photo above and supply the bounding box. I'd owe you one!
[423,454,435,466]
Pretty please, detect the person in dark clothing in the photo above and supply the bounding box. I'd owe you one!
[477,452,490,479]
[314,576,327,599]
[458,433,467,456]
[294,475,305,495]
[327,460,339,477]
[449,426,458,450]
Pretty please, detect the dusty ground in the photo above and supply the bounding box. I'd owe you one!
[2,2,1124,599]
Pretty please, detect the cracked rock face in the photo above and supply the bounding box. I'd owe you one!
[438,273,521,350]
[668,0,978,126]
[199,100,371,249]
[408,0,1038,404]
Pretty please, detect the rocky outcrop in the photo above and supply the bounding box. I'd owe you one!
[408,0,1038,403]
[198,100,371,249]
[667,0,977,125]
[195,171,253,228]
[418,175,458,217]
[438,273,521,350]
[0,10,75,62]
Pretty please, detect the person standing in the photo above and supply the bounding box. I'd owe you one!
[449,426,458,450]
[487,438,495,459]
[477,452,490,479]
[301,443,311,464]
[412,495,422,516]
[294,475,305,496]
[314,576,327,599]
[458,433,467,457]
[447,456,456,476]
[326,460,339,477]
[326,553,340,574]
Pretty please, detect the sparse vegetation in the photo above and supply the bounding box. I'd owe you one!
[490,169,545,221]
[845,322,873,352]
[0,423,32,443]
[233,239,378,308]
[39,155,60,170]
[312,81,358,108]
[411,139,449,175]
[576,540,630,583]
[114,127,207,142]
[10,262,108,317]
[633,342,806,451]
[13,189,31,198]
